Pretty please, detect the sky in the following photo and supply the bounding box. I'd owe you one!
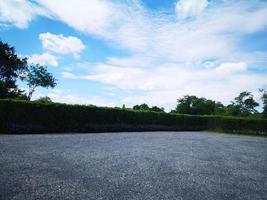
[0,0,267,111]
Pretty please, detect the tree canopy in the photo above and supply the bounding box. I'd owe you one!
[0,40,27,98]
[229,91,259,116]
[34,96,53,104]
[260,89,267,118]
[0,40,56,99]
[175,95,223,115]
[26,65,57,100]
[133,104,164,112]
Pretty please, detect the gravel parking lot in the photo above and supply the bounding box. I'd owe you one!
[0,132,266,200]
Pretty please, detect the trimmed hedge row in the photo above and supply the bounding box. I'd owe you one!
[0,99,266,135]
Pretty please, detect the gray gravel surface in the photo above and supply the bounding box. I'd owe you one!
[0,131,267,200]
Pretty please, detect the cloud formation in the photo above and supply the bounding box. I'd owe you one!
[53,0,267,108]
[61,61,267,109]
[1,0,267,109]
[39,32,86,58]
[0,0,47,28]
[33,0,267,61]
[46,89,115,107]
[28,52,58,67]
[175,0,208,19]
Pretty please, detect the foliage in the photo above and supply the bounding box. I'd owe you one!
[0,81,8,98]
[133,104,164,112]
[0,40,57,100]
[229,91,259,116]
[150,106,165,112]
[175,95,223,115]
[34,96,53,104]
[133,103,150,111]
[26,65,57,99]
[0,40,27,98]
[260,89,267,118]
[0,99,266,135]
[223,104,242,116]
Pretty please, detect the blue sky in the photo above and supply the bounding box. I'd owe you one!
[1,0,267,110]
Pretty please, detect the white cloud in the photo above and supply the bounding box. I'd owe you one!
[48,90,88,105]
[0,0,47,28]
[35,0,267,109]
[4,0,267,62]
[46,90,115,107]
[36,0,267,62]
[2,0,267,109]
[215,62,247,74]
[39,32,85,58]
[175,0,208,19]
[38,0,114,36]
[61,61,267,110]
[88,96,115,107]
[28,52,58,67]
[61,72,78,79]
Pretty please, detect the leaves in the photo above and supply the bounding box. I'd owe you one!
[0,40,56,99]
[26,64,57,99]
[0,40,27,97]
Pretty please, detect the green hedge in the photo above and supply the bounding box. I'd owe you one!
[0,99,266,135]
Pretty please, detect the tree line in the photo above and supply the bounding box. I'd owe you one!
[131,91,267,118]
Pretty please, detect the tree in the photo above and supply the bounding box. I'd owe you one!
[26,64,57,100]
[224,104,242,116]
[175,95,221,115]
[34,96,53,104]
[214,102,225,114]
[133,103,150,111]
[0,40,27,98]
[132,104,165,112]
[0,81,8,98]
[230,91,259,116]
[260,89,267,118]
[150,106,164,112]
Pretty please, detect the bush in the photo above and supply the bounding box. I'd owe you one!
[34,96,53,104]
[0,99,266,135]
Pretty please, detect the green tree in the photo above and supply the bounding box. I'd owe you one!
[0,81,8,98]
[175,95,222,115]
[150,106,164,112]
[133,103,150,111]
[0,40,27,98]
[133,104,165,112]
[260,89,267,118]
[26,64,57,100]
[214,102,225,114]
[34,96,53,104]
[224,104,242,116]
[230,91,259,116]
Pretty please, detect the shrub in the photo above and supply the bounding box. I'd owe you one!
[0,99,266,135]
[34,96,53,104]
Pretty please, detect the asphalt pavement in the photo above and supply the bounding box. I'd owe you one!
[0,132,266,200]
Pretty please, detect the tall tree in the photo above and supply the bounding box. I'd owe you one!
[231,91,259,116]
[26,64,57,100]
[175,95,222,115]
[0,40,27,98]
[260,89,267,118]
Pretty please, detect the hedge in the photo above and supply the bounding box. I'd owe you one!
[0,99,266,135]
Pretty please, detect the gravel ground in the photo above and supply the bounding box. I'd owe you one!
[0,131,267,200]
